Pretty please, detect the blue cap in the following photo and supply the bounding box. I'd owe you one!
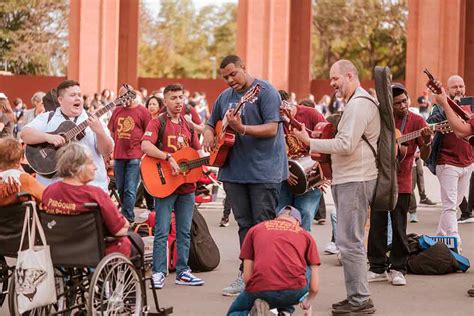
[277,205,302,225]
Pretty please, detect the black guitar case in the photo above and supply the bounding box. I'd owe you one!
[371,66,398,212]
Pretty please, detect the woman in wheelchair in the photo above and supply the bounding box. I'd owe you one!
[41,142,143,258]
[0,137,44,206]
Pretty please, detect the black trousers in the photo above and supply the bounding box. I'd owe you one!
[314,194,326,220]
[368,193,410,274]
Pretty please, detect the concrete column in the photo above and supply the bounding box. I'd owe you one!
[289,0,312,99]
[236,0,312,96]
[463,0,474,94]
[68,0,120,95]
[118,0,139,90]
[406,0,468,98]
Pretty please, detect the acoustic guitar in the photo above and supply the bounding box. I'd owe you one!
[140,147,209,198]
[395,121,451,161]
[424,69,474,145]
[25,86,136,176]
[279,103,335,179]
[208,84,261,167]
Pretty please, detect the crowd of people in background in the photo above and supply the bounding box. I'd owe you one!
[1,55,473,315]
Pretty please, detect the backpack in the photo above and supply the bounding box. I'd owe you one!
[188,206,220,272]
[365,66,398,212]
[156,112,195,150]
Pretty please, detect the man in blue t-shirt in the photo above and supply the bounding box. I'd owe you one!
[203,55,288,296]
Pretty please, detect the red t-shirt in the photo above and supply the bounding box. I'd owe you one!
[437,106,473,167]
[142,114,201,194]
[285,105,326,158]
[395,112,427,193]
[42,182,131,257]
[108,105,152,159]
[240,218,320,293]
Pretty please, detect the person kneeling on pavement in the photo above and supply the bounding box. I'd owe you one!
[227,205,320,316]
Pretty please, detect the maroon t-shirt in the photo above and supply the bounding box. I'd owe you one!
[142,114,201,195]
[108,105,152,159]
[240,219,320,293]
[286,105,326,158]
[437,106,473,167]
[42,182,131,257]
[395,112,427,193]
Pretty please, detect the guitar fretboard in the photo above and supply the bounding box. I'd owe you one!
[397,121,449,144]
[184,156,210,170]
[63,100,120,141]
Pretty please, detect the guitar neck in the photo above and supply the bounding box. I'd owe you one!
[222,99,246,133]
[63,101,117,141]
[447,97,470,121]
[397,121,447,144]
[183,156,210,170]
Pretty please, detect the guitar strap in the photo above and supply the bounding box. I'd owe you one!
[400,112,408,134]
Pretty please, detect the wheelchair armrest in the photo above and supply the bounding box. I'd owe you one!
[83,203,99,209]
[17,192,33,200]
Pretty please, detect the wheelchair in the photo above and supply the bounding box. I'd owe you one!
[1,196,173,315]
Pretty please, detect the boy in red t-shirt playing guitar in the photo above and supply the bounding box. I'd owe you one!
[141,84,204,289]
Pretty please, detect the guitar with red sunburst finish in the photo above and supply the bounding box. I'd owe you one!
[208,84,262,167]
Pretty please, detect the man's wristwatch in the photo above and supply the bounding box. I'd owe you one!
[165,153,172,161]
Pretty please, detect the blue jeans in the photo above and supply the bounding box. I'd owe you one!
[152,192,195,275]
[114,159,140,222]
[227,288,307,316]
[277,181,321,231]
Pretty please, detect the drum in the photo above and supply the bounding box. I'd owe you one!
[288,156,324,195]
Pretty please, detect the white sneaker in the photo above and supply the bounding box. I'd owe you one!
[409,213,418,223]
[389,270,406,286]
[222,273,245,296]
[367,271,388,282]
[324,242,338,255]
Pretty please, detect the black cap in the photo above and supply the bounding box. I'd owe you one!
[391,82,407,98]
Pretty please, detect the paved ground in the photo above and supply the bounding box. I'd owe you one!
[1,167,473,315]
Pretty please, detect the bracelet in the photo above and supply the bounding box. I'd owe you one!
[240,125,247,136]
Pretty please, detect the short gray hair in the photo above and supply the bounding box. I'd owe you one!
[56,142,92,178]
[31,91,46,106]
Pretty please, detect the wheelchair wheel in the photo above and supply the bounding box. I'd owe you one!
[8,268,66,315]
[0,256,8,307]
[88,253,144,315]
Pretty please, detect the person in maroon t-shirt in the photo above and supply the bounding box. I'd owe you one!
[277,90,326,232]
[108,86,151,223]
[368,83,433,287]
[41,143,139,258]
[159,97,205,133]
[427,75,473,245]
[227,205,320,316]
[141,83,204,289]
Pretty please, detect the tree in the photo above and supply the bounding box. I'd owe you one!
[312,0,407,80]
[0,0,68,75]
[138,0,236,78]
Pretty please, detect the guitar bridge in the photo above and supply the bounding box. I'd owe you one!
[156,163,166,185]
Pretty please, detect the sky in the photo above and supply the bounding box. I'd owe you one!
[143,0,237,14]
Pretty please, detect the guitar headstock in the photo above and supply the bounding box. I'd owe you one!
[116,84,137,105]
[423,68,442,95]
[433,121,452,134]
[242,84,262,104]
[279,100,293,122]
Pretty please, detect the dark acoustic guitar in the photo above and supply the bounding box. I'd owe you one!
[25,86,136,176]
[208,84,261,167]
[140,147,209,198]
